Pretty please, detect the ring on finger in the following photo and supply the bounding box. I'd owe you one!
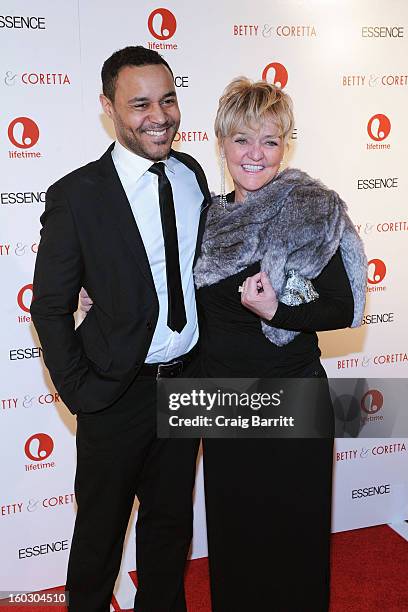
[238,279,247,294]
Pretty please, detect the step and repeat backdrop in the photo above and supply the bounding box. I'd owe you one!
[1,0,407,608]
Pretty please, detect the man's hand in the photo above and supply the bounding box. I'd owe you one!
[240,271,278,320]
[79,287,93,314]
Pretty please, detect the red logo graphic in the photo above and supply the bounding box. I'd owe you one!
[361,390,384,414]
[8,117,40,149]
[262,62,288,89]
[111,571,138,610]
[17,283,33,313]
[367,114,391,141]
[367,259,386,284]
[148,8,177,40]
[24,433,54,462]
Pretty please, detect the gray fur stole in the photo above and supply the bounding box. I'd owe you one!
[194,168,367,347]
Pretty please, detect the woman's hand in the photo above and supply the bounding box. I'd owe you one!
[79,287,93,315]
[240,271,278,320]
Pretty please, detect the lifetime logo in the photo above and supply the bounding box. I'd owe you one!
[148,8,177,40]
[17,283,33,324]
[8,117,40,149]
[262,62,288,89]
[24,433,54,462]
[367,114,391,141]
[367,258,387,288]
[17,283,33,313]
[361,389,384,414]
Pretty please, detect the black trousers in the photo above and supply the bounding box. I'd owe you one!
[66,356,201,612]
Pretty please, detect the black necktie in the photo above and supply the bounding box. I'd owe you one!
[148,162,187,333]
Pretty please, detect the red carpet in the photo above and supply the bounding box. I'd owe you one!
[330,525,408,611]
[1,525,407,611]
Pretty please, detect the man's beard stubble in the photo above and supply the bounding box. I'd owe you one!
[121,122,179,161]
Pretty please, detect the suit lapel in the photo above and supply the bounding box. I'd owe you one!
[95,145,212,283]
[170,149,212,264]
[97,145,155,289]
[170,148,211,208]
[194,204,210,265]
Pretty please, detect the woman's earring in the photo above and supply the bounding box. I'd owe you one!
[219,150,228,209]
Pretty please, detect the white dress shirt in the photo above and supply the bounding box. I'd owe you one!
[111,141,202,363]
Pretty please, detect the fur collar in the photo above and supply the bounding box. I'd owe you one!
[194,168,367,346]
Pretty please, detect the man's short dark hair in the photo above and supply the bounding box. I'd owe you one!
[101,45,174,101]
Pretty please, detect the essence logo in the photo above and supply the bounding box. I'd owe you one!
[0,16,46,30]
[147,8,177,50]
[174,75,189,88]
[0,191,45,205]
[24,433,54,462]
[362,312,395,325]
[262,62,288,89]
[362,26,404,38]
[18,540,69,559]
[367,114,391,141]
[367,258,386,291]
[8,117,39,149]
[9,347,42,361]
[356,177,398,190]
[361,389,383,415]
[351,484,390,499]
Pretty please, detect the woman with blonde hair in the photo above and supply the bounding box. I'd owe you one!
[194,77,366,611]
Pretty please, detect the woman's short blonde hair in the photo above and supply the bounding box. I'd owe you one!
[214,77,294,144]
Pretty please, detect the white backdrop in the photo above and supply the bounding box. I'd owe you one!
[1,1,407,609]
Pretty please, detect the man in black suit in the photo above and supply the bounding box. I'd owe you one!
[31,46,210,612]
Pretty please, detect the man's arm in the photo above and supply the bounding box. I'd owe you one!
[31,187,89,411]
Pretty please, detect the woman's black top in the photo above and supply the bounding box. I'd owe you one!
[196,196,354,378]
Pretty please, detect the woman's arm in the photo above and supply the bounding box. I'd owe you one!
[268,249,354,331]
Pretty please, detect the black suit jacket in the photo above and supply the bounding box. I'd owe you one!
[31,144,211,415]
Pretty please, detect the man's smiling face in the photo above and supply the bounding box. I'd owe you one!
[100,63,180,161]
